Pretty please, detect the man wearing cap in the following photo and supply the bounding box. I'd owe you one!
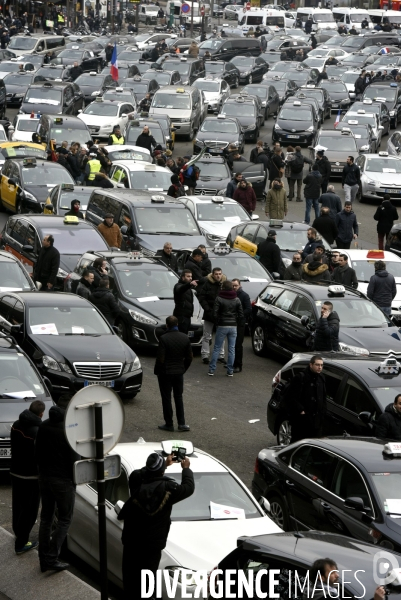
[184,249,206,285]
[108,125,125,146]
[117,448,194,599]
[257,230,281,275]
[97,213,122,249]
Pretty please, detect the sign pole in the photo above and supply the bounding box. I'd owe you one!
[95,402,108,600]
[190,0,194,36]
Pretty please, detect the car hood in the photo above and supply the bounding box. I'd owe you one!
[166,517,281,571]
[340,325,401,353]
[201,91,221,101]
[77,84,100,93]
[235,64,254,73]
[78,114,114,126]
[21,101,62,115]
[0,399,52,429]
[6,84,30,94]
[121,297,174,322]
[30,333,131,364]
[365,171,401,185]
[136,234,207,253]
[197,131,233,143]
[24,184,57,201]
[12,131,36,142]
[199,219,243,237]
[227,115,255,126]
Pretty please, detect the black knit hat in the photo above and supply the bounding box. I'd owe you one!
[146,453,165,475]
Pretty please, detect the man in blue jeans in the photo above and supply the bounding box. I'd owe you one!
[303,164,322,224]
[208,280,244,377]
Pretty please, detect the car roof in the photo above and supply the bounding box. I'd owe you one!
[312,436,401,472]
[342,249,401,262]
[112,161,169,173]
[270,280,362,299]
[5,291,90,306]
[28,81,71,89]
[8,214,97,229]
[0,249,26,263]
[90,189,178,205]
[86,99,128,107]
[12,159,66,168]
[102,144,151,155]
[45,115,92,126]
[186,195,237,204]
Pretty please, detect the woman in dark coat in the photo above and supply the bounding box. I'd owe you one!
[268,147,285,188]
[374,194,399,250]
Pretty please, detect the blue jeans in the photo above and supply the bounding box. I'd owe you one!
[304,198,320,224]
[380,306,392,316]
[209,326,237,374]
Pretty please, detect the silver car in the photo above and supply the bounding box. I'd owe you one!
[342,109,384,147]
[354,151,401,202]
[193,77,231,112]
[224,4,243,19]
[387,130,401,157]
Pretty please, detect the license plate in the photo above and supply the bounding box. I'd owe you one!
[188,331,194,338]
[84,380,115,387]
[0,448,11,457]
[287,135,299,139]
[332,168,342,172]
[384,188,401,194]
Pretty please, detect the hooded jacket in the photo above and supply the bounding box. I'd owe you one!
[64,199,84,219]
[303,169,322,199]
[97,220,122,249]
[173,280,194,318]
[341,162,361,186]
[35,406,80,480]
[318,191,342,220]
[233,182,257,214]
[118,466,195,548]
[335,209,359,243]
[257,237,281,274]
[198,272,227,322]
[11,408,42,478]
[331,264,358,289]
[315,155,331,183]
[302,261,331,283]
[89,287,121,324]
[76,276,93,300]
[374,200,399,234]
[33,245,60,286]
[367,269,397,307]
[266,186,287,219]
[313,311,340,352]
[213,289,244,326]
[283,262,303,281]
[226,177,241,199]
[312,213,338,244]
[375,403,401,441]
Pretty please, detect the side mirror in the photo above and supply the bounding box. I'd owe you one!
[114,500,124,515]
[22,244,34,252]
[359,411,372,425]
[171,127,177,132]
[271,272,281,280]
[379,125,384,130]
[8,178,16,187]
[251,214,259,220]
[10,323,23,335]
[120,225,128,235]
[121,113,127,117]
[300,315,310,326]
[344,496,366,512]
[78,109,83,114]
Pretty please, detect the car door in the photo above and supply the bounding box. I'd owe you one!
[102,466,129,580]
[268,85,279,115]
[0,294,17,332]
[336,374,379,436]
[265,289,300,354]
[63,85,74,114]
[233,222,259,256]
[4,219,30,265]
[286,293,317,353]
[1,161,17,210]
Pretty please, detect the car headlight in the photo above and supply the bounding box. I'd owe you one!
[168,567,197,587]
[194,139,204,146]
[129,309,157,325]
[360,145,369,152]
[366,178,377,187]
[274,123,282,130]
[123,356,141,373]
[306,126,314,132]
[57,268,69,278]
[242,71,250,76]
[91,90,100,96]
[60,363,72,373]
[23,190,37,202]
[338,342,369,356]
[390,110,396,116]
[206,232,225,243]
[42,355,61,371]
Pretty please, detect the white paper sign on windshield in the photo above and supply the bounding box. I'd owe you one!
[210,501,245,520]
[386,499,401,516]
[137,296,159,302]
[31,323,58,335]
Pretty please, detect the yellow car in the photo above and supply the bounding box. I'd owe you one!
[0,142,47,165]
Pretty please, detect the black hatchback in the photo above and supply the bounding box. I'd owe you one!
[20,81,84,116]
[362,82,401,129]
[272,99,318,146]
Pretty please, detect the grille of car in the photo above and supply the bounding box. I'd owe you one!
[370,351,401,358]
[205,140,229,148]
[73,362,122,379]
[140,246,156,257]
[198,188,218,195]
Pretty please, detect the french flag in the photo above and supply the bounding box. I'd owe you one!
[110,42,118,81]
[334,109,341,128]
[380,47,390,54]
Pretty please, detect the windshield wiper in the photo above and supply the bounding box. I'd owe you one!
[64,333,101,336]
[154,232,188,235]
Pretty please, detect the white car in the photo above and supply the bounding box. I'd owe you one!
[342,109,384,148]
[67,439,281,594]
[340,70,360,100]
[179,195,258,244]
[341,249,401,320]
[133,33,175,51]
[9,115,40,142]
[102,144,152,163]
[77,98,135,139]
[308,47,350,60]
[354,151,401,202]
[109,161,173,192]
[193,77,231,112]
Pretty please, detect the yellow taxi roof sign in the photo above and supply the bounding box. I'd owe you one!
[64,216,79,225]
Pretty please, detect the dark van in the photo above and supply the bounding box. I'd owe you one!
[198,37,262,62]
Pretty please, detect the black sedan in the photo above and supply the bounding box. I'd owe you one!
[352,100,391,136]
[64,251,203,348]
[253,436,401,553]
[220,95,262,142]
[142,69,182,87]
[194,115,244,155]
[74,72,117,104]
[120,77,159,102]
[272,99,318,146]
[50,48,104,73]
[204,60,241,88]
[337,122,379,153]
[230,55,269,85]
[3,72,36,107]
[115,49,144,66]
[362,82,401,129]
[251,280,401,359]
[0,291,142,400]
[296,86,332,121]
[317,78,352,113]
[268,77,299,105]
[281,66,320,87]
[20,81,84,116]
[242,83,280,120]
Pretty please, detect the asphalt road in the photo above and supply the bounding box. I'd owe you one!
[0,86,396,597]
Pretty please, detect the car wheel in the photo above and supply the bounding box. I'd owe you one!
[393,118,398,130]
[116,319,128,342]
[252,325,267,356]
[265,108,269,121]
[16,200,23,214]
[277,419,292,446]
[248,74,253,84]
[234,76,239,88]
[355,185,363,203]
[253,128,259,142]
[269,495,289,530]
[187,128,195,141]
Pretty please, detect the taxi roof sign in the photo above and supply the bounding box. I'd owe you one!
[376,356,401,376]
[23,157,36,167]
[128,251,143,259]
[211,196,224,203]
[213,242,231,255]
[176,88,185,93]
[328,284,345,295]
[367,249,385,259]
[54,117,63,124]
[64,215,79,224]
[61,183,74,191]
[383,441,401,457]
[270,219,283,227]
[150,195,165,203]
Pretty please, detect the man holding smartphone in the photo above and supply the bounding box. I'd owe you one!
[313,301,340,352]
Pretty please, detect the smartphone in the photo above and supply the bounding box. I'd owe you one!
[172,447,186,462]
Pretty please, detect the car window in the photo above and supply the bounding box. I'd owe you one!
[104,468,129,505]
[254,226,268,245]
[2,161,12,177]
[10,299,24,324]
[301,446,339,489]
[274,290,297,313]
[332,459,372,509]
[76,255,94,275]
[291,444,311,474]
[261,285,282,304]
[323,366,344,404]
[5,219,14,237]
[342,376,377,418]
[0,295,16,323]
[290,294,315,322]
[117,205,132,229]
[10,219,29,245]
[88,192,120,219]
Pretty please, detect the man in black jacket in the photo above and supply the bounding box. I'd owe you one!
[335,202,358,249]
[331,253,358,288]
[342,155,361,203]
[232,279,251,373]
[69,61,83,81]
[198,268,226,364]
[257,230,281,274]
[76,269,94,300]
[135,125,157,152]
[117,451,194,599]
[64,199,84,219]
[11,400,45,555]
[89,278,121,325]
[313,301,340,352]
[33,234,60,291]
[367,260,396,316]
[155,315,193,432]
[36,395,80,572]
[315,150,331,194]
[376,394,401,440]
[303,164,322,225]
[158,241,178,272]
[312,207,338,245]
[198,244,211,275]
[318,185,342,220]
[173,269,197,334]
[354,71,367,98]
[183,249,206,284]
[283,253,303,280]
[285,355,327,443]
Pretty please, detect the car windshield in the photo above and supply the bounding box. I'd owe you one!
[83,103,118,116]
[197,202,249,221]
[282,71,308,83]
[142,72,171,85]
[8,37,37,50]
[3,73,34,85]
[200,39,223,50]
[59,50,83,59]
[366,158,401,173]
[28,306,111,335]
[58,190,91,210]
[342,54,367,65]
[126,125,164,145]
[16,119,39,132]
[0,353,45,398]
[193,80,220,92]
[324,36,344,46]
[343,115,376,127]
[303,59,326,68]
[169,472,260,521]
[24,88,62,105]
[364,87,397,102]
[269,80,287,91]
[222,103,256,117]
[276,229,331,251]
[75,74,103,85]
[350,13,370,22]
[0,261,32,290]
[118,51,143,61]
[210,255,269,280]
[342,72,360,84]
[321,82,347,93]
[195,162,230,179]
[40,227,108,254]
[299,90,324,101]
[342,37,364,48]
[152,92,191,110]
[50,127,91,146]
[316,298,390,327]
[116,267,177,299]
[125,82,148,93]
[21,165,74,186]
[352,259,401,282]
[243,85,268,98]
[162,62,190,75]
[370,472,401,514]
[128,170,172,191]
[200,119,238,133]
[35,67,64,79]
[135,206,200,234]
[205,64,223,74]
[107,149,151,162]
[231,57,254,67]
[279,107,312,120]
[317,135,357,151]
[314,13,334,21]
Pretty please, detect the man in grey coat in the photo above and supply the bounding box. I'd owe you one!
[367,260,397,316]
[318,185,342,220]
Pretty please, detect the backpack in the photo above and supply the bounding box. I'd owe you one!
[290,154,304,175]
[192,165,200,180]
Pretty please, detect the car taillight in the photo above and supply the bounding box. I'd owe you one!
[251,298,257,306]
[254,456,259,474]
[369,528,382,543]
[272,369,281,390]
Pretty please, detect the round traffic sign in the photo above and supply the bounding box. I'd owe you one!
[246,2,251,9]
[200,4,205,16]
[181,3,190,13]
[64,386,125,459]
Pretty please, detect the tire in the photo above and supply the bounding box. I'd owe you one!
[116,319,128,342]
[234,76,239,89]
[187,128,195,142]
[253,129,259,142]
[277,419,292,446]
[248,74,253,84]
[252,325,267,356]
[269,495,290,530]
[355,185,363,203]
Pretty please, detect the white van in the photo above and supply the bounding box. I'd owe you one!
[7,34,66,57]
[368,9,401,27]
[296,7,336,31]
[238,8,285,32]
[332,8,373,30]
